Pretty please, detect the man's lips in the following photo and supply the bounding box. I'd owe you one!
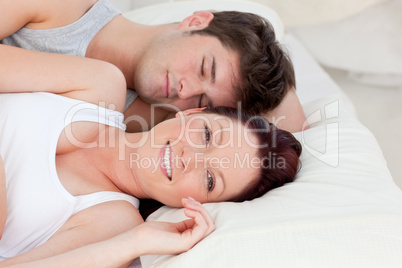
[162,72,169,98]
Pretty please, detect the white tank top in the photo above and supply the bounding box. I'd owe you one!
[0,92,139,260]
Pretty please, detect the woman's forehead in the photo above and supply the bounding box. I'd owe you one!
[211,144,260,202]
[185,113,259,146]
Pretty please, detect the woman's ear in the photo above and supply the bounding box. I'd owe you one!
[175,107,207,118]
[178,11,214,30]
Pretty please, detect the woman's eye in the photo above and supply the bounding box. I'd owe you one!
[204,125,211,147]
[207,171,215,192]
[201,57,205,76]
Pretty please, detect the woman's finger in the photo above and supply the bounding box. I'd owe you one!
[174,218,195,233]
[183,209,208,238]
[182,197,215,235]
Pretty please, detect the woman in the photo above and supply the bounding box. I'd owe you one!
[0,52,301,267]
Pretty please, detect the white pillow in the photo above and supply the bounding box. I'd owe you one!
[123,0,284,41]
[139,94,402,267]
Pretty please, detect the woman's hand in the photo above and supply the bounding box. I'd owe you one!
[134,197,215,256]
[0,155,7,239]
[0,198,214,268]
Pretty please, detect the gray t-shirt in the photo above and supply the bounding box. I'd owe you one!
[1,0,120,57]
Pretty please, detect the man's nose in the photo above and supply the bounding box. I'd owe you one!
[177,78,204,100]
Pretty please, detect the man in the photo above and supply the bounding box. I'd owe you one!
[0,0,305,132]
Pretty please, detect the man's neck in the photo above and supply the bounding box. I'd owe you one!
[86,15,177,89]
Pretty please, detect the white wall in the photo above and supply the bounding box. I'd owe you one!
[109,0,169,12]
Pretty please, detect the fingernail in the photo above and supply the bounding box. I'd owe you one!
[188,196,195,201]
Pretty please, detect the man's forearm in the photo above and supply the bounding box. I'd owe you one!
[265,89,308,133]
[0,44,126,112]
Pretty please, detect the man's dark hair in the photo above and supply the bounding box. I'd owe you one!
[190,11,295,114]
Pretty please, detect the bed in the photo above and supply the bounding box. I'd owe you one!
[123,1,402,267]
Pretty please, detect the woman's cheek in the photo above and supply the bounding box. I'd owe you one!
[176,181,205,202]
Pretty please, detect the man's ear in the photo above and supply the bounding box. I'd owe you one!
[175,107,207,118]
[178,11,214,30]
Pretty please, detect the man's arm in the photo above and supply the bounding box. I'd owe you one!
[125,89,307,133]
[0,155,6,239]
[0,44,126,112]
[0,0,38,41]
[1,0,126,111]
[265,89,308,133]
[124,98,177,133]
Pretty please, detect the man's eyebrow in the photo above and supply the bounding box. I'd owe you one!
[207,98,213,108]
[198,95,203,108]
[199,95,213,108]
[203,57,215,108]
[211,56,216,84]
[199,57,216,108]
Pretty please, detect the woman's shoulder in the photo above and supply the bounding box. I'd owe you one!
[71,199,143,229]
[62,199,144,241]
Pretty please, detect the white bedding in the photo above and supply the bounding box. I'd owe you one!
[140,92,402,268]
[123,1,402,267]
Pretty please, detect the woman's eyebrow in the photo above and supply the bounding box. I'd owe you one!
[216,168,225,198]
[214,120,223,146]
[214,121,225,198]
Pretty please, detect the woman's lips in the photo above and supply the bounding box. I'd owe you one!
[159,142,172,180]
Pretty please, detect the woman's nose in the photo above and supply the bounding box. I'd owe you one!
[180,145,204,174]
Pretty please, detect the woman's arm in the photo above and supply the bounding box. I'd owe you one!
[1,198,214,268]
[0,155,6,239]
